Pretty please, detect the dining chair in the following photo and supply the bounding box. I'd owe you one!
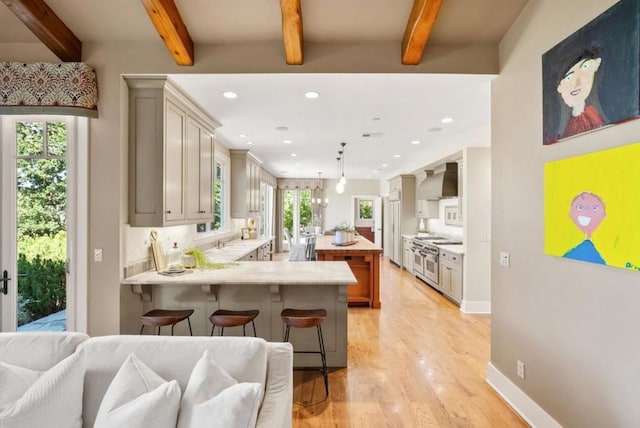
[305,235,317,261]
[283,228,306,261]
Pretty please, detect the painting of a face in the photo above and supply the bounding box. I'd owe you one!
[557,57,602,109]
[569,192,606,237]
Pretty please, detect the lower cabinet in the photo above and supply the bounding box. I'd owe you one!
[316,252,381,308]
[439,250,463,304]
[240,250,257,261]
[402,237,413,272]
[257,240,273,261]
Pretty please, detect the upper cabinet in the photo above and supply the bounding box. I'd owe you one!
[125,76,220,227]
[230,149,262,218]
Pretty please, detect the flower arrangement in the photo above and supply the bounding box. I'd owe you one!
[331,222,355,232]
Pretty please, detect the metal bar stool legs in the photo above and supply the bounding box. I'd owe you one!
[281,308,329,398]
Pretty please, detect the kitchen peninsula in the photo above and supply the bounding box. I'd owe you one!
[315,235,383,308]
[121,260,356,367]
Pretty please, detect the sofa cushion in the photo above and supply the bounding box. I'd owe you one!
[0,332,88,371]
[178,350,263,428]
[94,354,181,428]
[0,352,84,428]
[78,335,269,427]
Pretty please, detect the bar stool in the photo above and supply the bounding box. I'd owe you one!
[280,308,328,397]
[209,309,259,337]
[139,309,194,336]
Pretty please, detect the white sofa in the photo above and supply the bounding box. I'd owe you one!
[0,332,293,428]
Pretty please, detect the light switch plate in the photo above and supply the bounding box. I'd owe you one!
[499,251,510,267]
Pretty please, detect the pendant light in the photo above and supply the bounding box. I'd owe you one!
[336,142,346,194]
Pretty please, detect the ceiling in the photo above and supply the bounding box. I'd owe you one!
[0,0,530,180]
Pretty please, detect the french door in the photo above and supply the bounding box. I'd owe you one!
[283,189,312,246]
[1,116,86,332]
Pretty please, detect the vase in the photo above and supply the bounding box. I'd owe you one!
[335,231,346,244]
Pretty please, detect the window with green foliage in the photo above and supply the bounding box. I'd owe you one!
[359,200,373,220]
[283,189,312,244]
[16,121,68,326]
[197,160,225,233]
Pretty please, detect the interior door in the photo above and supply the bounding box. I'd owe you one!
[373,197,382,246]
[1,118,72,332]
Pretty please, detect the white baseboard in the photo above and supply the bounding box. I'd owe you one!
[486,362,562,428]
[460,300,491,313]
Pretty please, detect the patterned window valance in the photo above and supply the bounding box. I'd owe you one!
[277,177,324,190]
[0,62,98,118]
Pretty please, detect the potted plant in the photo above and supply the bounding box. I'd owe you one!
[332,222,355,244]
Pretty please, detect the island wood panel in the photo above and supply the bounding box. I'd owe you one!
[355,226,374,242]
[315,235,382,308]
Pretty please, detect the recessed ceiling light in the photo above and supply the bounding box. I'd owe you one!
[441,117,454,123]
[381,163,388,167]
[291,153,297,157]
[222,91,237,99]
[295,163,301,166]
[283,139,292,144]
[276,126,288,131]
[247,141,254,145]
[372,117,381,121]
[411,140,421,145]
[305,91,319,99]
[428,127,443,132]
[239,134,247,138]
[393,154,401,158]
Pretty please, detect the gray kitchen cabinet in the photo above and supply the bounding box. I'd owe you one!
[125,76,220,227]
[230,149,262,219]
[403,237,413,272]
[439,249,463,304]
[415,199,438,219]
[257,239,273,261]
[185,117,214,220]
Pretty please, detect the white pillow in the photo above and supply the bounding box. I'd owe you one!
[94,353,181,428]
[0,362,41,411]
[178,350,263,428]
[0,352,84,428]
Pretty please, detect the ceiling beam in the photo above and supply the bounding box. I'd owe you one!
[141,0,194,66]
[280,0,303,65]
[401,0,444,65]
[2,0,81,62]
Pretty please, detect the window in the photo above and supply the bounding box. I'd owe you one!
[283,189,312,245]
[359,199,373,220]
[197,159,227,233]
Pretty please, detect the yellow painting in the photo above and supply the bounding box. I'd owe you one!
[544,142,640,271]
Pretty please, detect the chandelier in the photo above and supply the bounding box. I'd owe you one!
[312,172,329,208]
[336,142,346,194]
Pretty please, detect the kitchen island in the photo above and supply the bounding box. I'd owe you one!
[315,235,383,308]
[121,261,356,367]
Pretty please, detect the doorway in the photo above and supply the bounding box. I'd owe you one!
[1,116,87,332]
[351,195,382,246]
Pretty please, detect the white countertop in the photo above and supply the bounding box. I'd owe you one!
[122,261,357,285]
[203,237,272,263]
[436,244,465,255]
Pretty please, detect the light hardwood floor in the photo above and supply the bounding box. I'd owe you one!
[280,254,527,427]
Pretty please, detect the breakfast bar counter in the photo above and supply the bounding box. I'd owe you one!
[121,261,356,367]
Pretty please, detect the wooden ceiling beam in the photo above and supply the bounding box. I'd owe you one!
[401,0,444,65]
[280,0,303,65]
[141,0,194,66]
[2,0,81,62]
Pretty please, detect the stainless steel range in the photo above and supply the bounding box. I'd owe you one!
[411,236,462,290]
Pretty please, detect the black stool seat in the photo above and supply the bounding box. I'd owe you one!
[280,308,329,397]
[209,309,259,337]
[140,309,194,336]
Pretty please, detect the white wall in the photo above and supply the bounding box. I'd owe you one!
[492,0,639,426]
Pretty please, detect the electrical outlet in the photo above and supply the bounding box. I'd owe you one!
[517,360,525,379]
[499,251,510,267]
[94,248,103,263]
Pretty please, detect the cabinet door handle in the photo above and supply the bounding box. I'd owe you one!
[198,210,205,214]
[166,210,171,214]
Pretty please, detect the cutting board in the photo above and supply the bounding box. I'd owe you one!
[150,231,166,271]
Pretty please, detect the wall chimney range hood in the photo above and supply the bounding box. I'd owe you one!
[417,162,458,200]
